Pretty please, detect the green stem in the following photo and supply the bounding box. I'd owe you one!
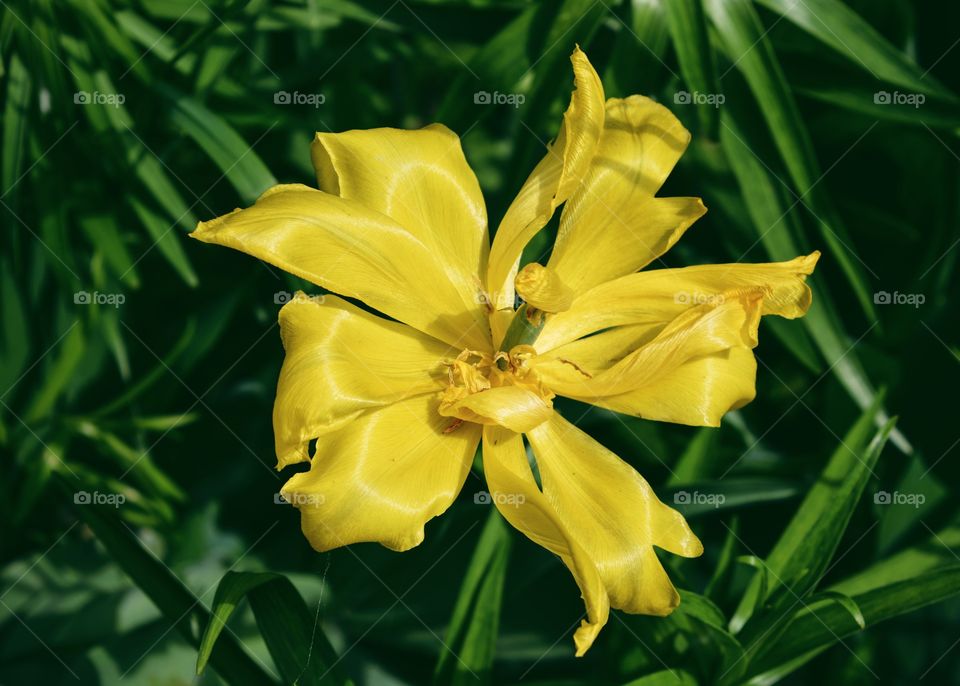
[496,304,545,369]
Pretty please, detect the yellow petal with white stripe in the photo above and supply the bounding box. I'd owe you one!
[273,293,455,468]
[192,184,490,349]
[548,96,703,293]
[537,295,762,426]
[482,426,609,656]
[538,253,819,353]
[486,47,605,307]
[281,394,480,553]
[526,413,702,614]
[312,124,490,320]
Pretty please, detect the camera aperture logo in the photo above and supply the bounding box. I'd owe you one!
[474,490,526,507]
[274,291,326,306]
[674,291,725,306]
[274,492,325,506]
[874,91,925,108]
[74,91,126,108]
[274,90,326,108]
[873,290,924,308]
[74,490,126,508]
[674,90,725,108]
[74,291,125,308]
[673,490,725,508]
[474,91,525,108]
[874,490,925,509]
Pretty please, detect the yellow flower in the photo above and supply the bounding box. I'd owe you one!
[192,48,818,656]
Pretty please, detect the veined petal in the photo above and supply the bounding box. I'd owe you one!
[537,295,762,426]
[312,125,490,319]
[514,262,575,313]
[281,394,480,553]
[526,414,702,614]
[440,385,552,433]
[482,426,609,655]
[486,47,604,307]
[191,184,490,350]
[538,253,820,353]
[274,294,454,468]
[548,96,702,293]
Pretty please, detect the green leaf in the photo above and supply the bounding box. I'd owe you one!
[747,564,960,682]
[79,213,140,288]
[198,570,349,686]
[756,0,956,98]
[2,51,30,201]
[732,406,896,651]
[60,474,278,686]
[663,0,720,137]
[129,197,199,287]
[623,668,698,685]
[434,509,511,686]
[794,79,960,130]
[829,524,960,596]
[718,110,911,454]
[808,591,866,630]
[706,0,877,322]
[91,318,197,416]
[605,0,671,97]
[674,590,746,682]
[62,35,200,286]
[667,478,800,518]
[71,420,185,504]
[0,260,30,394]
[435,0,603,130]
[705,517,740,602]
[23,323,85,424]
[160,86,277,204]
[667,428,715,486]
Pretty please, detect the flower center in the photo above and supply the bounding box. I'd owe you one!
[438,346,554,432]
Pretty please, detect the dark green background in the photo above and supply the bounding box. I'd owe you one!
[2,1,959,684]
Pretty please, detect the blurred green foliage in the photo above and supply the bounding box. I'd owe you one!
[2,0,960,684]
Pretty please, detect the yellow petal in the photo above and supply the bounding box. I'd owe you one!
[526,413,702,614]
[514,262,575,313]
[273,293,454,468]
[486,47,604,307]
[548,96,703,293]
[312,125,490,320]
[538,252,819,353]
[537,295,762,426]
[440,385,553,433]
[281,394,480,552]
[481,426,609,655]
[191,184,490,350]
